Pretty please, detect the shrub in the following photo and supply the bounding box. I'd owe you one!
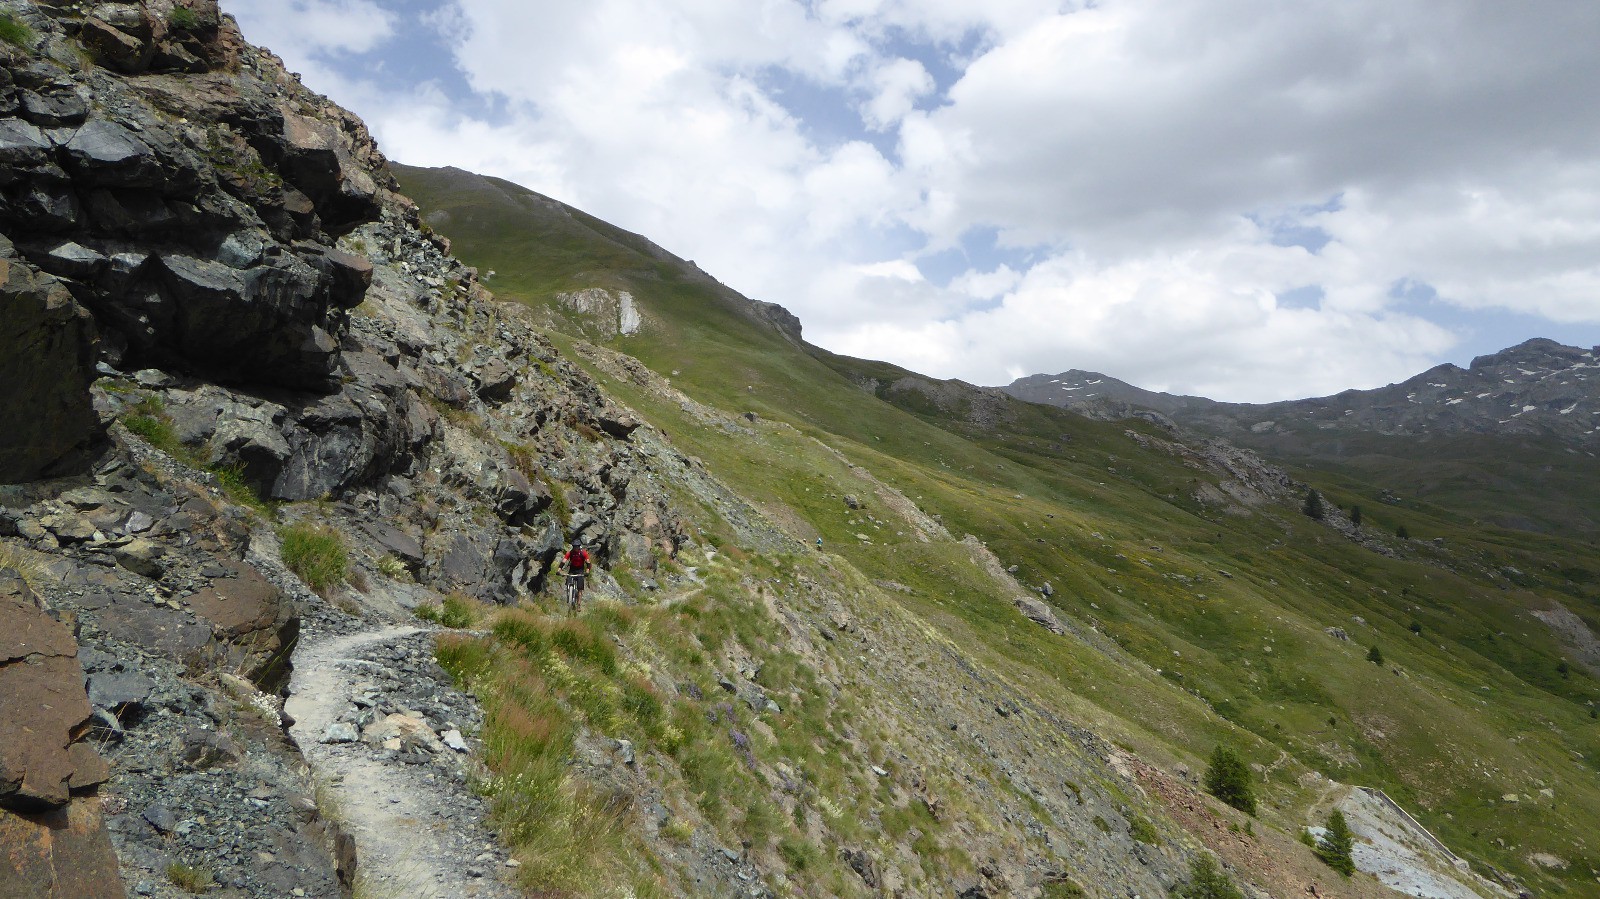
[1177,855,1243,899]
[1367,645,1384,665]
[1349,504,1362,526]
[1043,877,1087,898]
[0,12,33,49]
[1315,809,1356,875]
[1409,620,1422,635]
[165,862,214,893]
[280,523,348,593]
[210,462,270,513]
[168,6,199,30]
[438,593,478,628]
[1396,524,1410,540]
[1203,745,1256,815]
[1128,815,1159,844]
[122,397,180,454]
[416,596,476,628]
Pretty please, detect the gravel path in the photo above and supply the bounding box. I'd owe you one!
[285,625,521,899]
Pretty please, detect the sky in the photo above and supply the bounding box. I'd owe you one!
[221,0,1600,402]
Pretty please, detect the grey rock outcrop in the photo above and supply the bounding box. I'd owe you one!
[0,0,397,456]
[0,237,98,481]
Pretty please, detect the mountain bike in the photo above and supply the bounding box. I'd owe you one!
[564,572,585,615]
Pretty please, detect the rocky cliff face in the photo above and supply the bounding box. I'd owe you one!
[0,2,689,895]
[0,0,384,482]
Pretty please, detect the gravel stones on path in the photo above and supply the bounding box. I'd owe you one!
[286,623,520,899]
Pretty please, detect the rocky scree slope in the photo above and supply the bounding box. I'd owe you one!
[0,2,684,896]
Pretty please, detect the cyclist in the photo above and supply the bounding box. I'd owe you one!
[561,542,590,612]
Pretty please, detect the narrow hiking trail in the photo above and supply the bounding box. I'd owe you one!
[286,624,522,899]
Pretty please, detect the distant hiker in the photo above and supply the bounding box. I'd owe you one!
[562,542,590,612]
[816,537,823,550]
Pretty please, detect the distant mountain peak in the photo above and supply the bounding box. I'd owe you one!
[1004,338,1600,448]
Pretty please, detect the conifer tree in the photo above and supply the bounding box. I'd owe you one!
[1315,809,1356,875]
[1350,504,1362,526]
[1203,745,1256,815]
[1302,488,1325,520]
[1367,645,1384,665]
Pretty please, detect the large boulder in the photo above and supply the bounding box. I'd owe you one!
[0,572,113,810]
[0,242,98,483]
[155,249,365,390]
[0,797,127,899]
[427,528,534,604]
[279,112,382,234]
[182,560,294,684]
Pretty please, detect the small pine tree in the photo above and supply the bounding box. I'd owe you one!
[1367,645,1384,665]
[1350,504,1362,526]
[1396,524,1410,540]
[1178,855,1244,899]
[1302,488,1325,521]
[1315,809,1356,876]
[1557,661,1570,678]
[1409,620,1422,635]
[1203,745,1256,815]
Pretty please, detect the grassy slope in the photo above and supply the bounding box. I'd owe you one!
[1232,426,1600,538]
[396,164,1600,894]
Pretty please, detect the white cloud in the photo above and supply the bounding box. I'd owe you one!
[225,0,395,57]
[826,239,1459,402]
[950,265,1021,299]
[219,0,1600,401]
[858,58,934,131]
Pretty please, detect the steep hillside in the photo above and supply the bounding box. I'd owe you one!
[399,164,1600,896]
[0,6,1413,899]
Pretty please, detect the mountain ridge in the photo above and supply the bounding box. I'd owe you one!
[1005,337,1600,446]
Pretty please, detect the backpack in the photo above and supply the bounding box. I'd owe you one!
[566,548,588,573]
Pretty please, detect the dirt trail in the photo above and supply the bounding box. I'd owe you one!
[286,625,520,899]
